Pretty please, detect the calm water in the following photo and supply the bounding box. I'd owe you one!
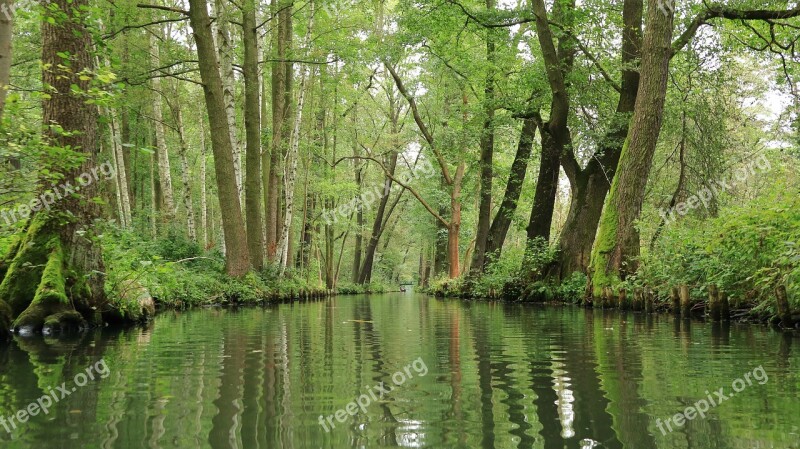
[0,293,798,449]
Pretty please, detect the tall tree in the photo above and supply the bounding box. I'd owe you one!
[149,31,176,220]
[242,0,264,270]
[1,0,107,336]
[0,0,11,122]
[556,0,642,278]
[588,0,674,296]
[524,0,575,257]
[277,2,314,273]
[470,0,497,274]
[485,118,537,258]
[187,0,251,277]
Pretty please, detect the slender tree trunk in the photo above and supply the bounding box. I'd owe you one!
[357,152,397,284]
[358,94,401,284]
[0,0,12,123]
[200,120,209,248]
[172,99,197,242]
[470,0,496,274]
[589,0,674,296]
[243,0,264,270]
[486,118,536,258]
[526,125,561,243]
[149,154,157,237]
[277,6,313,273]
[188,0,251,277]
[213,0,242,202]
[266,0,292,261]
[150,32,176,220]
[448,163,465,278]
[109,109,132,228]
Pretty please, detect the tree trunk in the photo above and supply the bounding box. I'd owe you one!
[172,99,197,242]
[109,108,132,228]
[243,0,264,270]
[213,0,242,202]
[358,94,401,284]
[470,0,497,274]
[266,0,292,261]
[557,0,642,278]
[1,0,151,338]
[525,0,576,254]
[525,124,561,243]
[150,32,176,220]
[277,6,313,273]
[589,0,674,296]
[486,118,536,258]
[433,205,449,276]
[188,0,251,277]
[200,120,209,248]
[0,0,12,123]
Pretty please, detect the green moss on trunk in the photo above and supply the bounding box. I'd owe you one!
[588,159,623,298]
[0,214,95,335]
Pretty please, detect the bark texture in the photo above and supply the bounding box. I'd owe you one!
[589,0,674,297]
[188,0,251,276]
[243,0,264,270]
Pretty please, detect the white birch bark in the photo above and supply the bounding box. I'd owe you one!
[150,32,176,218]
[277,3,315,273]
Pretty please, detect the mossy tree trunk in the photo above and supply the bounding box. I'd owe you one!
[0,0,107,338]
[588,0,674,298]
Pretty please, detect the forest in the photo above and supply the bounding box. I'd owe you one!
[0,0,799,332]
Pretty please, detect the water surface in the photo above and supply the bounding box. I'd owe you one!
[0,293,798,448]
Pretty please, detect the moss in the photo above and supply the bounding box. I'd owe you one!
[42,310,85,335]
[0,234,21,283]
[588,138,628,298]
[12,242,80,334]
[0,214,61,316]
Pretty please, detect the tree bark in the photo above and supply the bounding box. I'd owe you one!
[557,0,642,278]
[277,5,313,274]
[588,0,674,296]
[0,0,12,123]
[200,119,209,248]
[188,0,251,277]
[243,0,264,270]
[486,118,536,258]
[213,0,242,202]
[171,96,197,242]
[524,0,576,254]
[0,0,152,337]
[109,108,132,228]
[150,31,176,220]
[470,0,497,274]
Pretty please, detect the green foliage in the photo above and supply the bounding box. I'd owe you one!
[639,182,800,316]
[336,282,391,295]
[101,225,322,308]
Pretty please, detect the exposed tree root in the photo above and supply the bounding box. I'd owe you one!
[0,215,96,337]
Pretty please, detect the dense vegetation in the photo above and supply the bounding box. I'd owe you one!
[0,0,799,335]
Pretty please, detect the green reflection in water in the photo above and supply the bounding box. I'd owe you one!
[0,293,798,448]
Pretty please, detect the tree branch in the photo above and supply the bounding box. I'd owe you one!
[672,5,800,56]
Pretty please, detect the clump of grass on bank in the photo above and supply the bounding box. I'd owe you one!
[100,226,323,308]
[336,282,393,295]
